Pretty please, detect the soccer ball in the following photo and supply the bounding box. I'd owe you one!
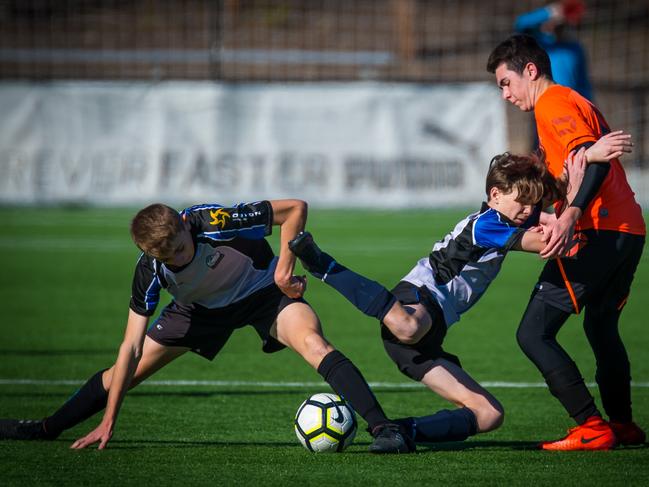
[294,393,357,452]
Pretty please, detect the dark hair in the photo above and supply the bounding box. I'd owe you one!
[486,151,566,207]
[130,203,184,260]
[486,34,553,79]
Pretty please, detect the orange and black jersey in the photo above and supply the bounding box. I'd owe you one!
[129,201,277,316]
[534,85,645,235]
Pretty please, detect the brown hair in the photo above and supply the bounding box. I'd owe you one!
[486,34,553,79]
[486,151,566,207]
[130,203,184,260]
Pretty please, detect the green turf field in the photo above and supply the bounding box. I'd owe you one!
[1,207,647,486]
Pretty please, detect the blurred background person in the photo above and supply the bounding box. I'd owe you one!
[515,0,593,101]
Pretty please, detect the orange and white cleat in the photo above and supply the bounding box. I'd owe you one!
[609,421,646,446]
[540,416,616,451]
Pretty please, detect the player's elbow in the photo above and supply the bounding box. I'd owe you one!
[292,199,308,218]
[119,340,143,362]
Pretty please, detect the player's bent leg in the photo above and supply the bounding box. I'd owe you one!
[105,337,189,390]
[289,231,397,323]
[517,296,600,425]
[382,302,432,345]
[275,302,415,453]
[422,359,504,432]
[273,301,333,368]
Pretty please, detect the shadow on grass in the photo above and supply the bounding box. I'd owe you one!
[418,440,540,451]
[0,389,432,398]
[416,440,648,452]
[8,437,647,452]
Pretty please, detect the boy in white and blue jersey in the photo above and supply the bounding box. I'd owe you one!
[290,150,584,444]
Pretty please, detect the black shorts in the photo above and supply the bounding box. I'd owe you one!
[532,230,645,314]
[146,284,306,360]
[381,281,461,381]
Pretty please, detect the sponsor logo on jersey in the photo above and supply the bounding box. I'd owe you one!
[551,115,577,136]
[209,208,230,227]
[231,210,263,219]
[206,251,224,269]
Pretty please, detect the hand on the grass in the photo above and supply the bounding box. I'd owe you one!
[70,421,113,450]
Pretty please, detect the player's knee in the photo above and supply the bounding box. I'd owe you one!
[516,295,548,354]
[302,332,334,364]
[516,319,541,356]
[385,313,425,345]
[472,398,505,433]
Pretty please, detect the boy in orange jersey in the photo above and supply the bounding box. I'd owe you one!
[487,34,645,450]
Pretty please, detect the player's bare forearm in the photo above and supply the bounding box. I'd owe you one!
[70,310,148,450]
[514,230,547,254]
[564,147,586,203]
[271,199,308,297]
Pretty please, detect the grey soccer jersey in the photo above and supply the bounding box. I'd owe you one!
[129,201,276,316]
[402,203,529,327]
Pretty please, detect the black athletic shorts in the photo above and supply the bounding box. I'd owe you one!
[146,284,306,360]
[532,230,645,314]
[381,281,461,381]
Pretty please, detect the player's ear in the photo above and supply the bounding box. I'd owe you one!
[489,186,500,203]
[525,62,539,80]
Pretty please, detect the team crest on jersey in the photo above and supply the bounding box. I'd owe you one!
[209,208,230,227]
[206,251,224,269]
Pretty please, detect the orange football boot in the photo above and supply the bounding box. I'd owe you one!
[609,421,646,446]
[540,416,616,451]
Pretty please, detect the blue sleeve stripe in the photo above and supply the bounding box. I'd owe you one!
[144,260,161,310]
[144,277,161,310]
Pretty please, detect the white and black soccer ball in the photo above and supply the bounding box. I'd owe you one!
[294,393,357,453]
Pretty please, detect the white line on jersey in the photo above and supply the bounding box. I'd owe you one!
[1,379,648,388]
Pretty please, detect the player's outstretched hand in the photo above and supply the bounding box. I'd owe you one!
[277,275,307,299]
[70,422,113,450]
[587,130,633,162]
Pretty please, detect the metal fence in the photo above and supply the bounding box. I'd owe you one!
[1,0,648,164]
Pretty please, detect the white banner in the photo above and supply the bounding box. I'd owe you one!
[0,81,507,207]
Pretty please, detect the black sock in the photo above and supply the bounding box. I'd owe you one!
[398,408,478,443]
[596,366,632,423]
[43,369,109,436]
[323,265,396,321]
[544,363,599,424]
[317,350,388,430]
